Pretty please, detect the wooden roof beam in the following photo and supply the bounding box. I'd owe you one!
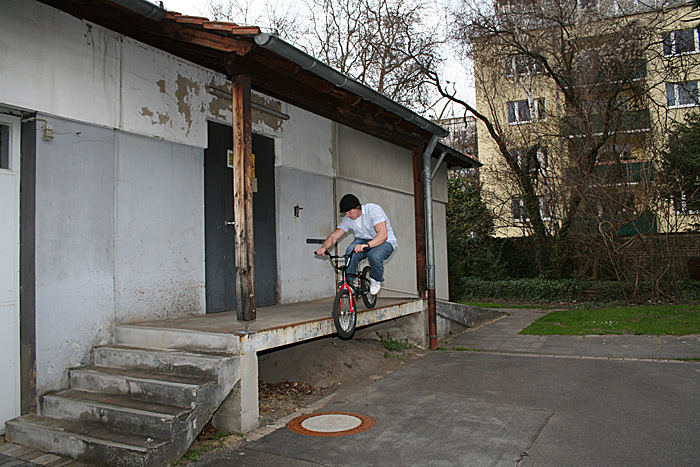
[160,24,253,55]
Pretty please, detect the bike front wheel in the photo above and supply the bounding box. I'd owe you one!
[333,288,356,339]
[360,266,377,309]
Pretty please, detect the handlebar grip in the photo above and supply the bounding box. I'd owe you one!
[362,246,370,252]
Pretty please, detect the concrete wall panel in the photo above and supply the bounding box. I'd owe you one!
[0,0,120,128]
[337,125,413,193]
[121,38,217,148]
[276,107,334,176]
[35,116,116,394]
[114,133,205,323]
[275,167,336,303]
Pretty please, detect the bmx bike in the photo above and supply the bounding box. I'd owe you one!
[316,248,378,339]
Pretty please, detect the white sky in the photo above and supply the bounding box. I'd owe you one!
[158,0,475,117]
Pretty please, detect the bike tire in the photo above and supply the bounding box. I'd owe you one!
[333,288,356,340]
[361,266,378,309]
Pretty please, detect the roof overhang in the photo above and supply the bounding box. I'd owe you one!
[37,0,447,150]
[434,142,481,169]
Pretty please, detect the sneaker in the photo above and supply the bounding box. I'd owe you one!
[369,277,381,295]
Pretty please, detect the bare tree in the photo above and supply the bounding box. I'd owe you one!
[305,0,443,109]
[206,0,308,42]
[417,0,699,282]
[206,0,443,109]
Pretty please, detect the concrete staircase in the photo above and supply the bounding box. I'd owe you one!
[5,326,241,467]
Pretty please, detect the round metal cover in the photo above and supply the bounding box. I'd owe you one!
[287,411,375,437]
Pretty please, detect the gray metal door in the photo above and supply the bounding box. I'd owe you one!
[204,123,277,312]
[252,133,277,306]
[204,122,236,313]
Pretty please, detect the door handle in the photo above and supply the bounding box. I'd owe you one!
[225,220,235,227]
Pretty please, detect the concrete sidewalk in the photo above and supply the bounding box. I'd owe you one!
[450,307,700,359]
[194,307,700,466]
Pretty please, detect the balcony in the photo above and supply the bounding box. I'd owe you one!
[572,212,658,236]
[566,161,654,186]
[563,109,651,136]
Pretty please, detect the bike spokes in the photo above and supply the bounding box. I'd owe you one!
[333,288,357,339]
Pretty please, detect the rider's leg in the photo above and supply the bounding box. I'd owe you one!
[366,243,394,282]
[345,238,370,281]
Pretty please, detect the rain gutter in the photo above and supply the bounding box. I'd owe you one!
[254,33,448,138]
[111,0,166,21]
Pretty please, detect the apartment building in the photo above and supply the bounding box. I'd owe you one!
[472,0,700,239]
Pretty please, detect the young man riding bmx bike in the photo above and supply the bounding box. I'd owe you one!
[315,194,397,295]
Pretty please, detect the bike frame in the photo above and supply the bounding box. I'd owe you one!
[323,251,365,314]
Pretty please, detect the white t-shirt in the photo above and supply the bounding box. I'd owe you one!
[337,203,398,248]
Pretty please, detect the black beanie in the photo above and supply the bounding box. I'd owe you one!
[339,194,360,212]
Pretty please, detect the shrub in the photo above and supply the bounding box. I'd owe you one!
[459,278,700,304]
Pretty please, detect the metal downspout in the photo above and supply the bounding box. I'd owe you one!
[422,136,440,350]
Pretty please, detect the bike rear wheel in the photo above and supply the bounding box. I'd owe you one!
[333,288,356,339]
[360,266,377,309]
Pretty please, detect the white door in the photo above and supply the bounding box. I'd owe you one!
[0,113,21,433]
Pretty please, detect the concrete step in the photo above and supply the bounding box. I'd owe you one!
[115,324,239,353]
[5,415,168,467]
[92,345,235,379]
[41,389,188,440]
[69,366,214,409]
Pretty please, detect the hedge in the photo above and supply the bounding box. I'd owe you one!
[459,278,700,304]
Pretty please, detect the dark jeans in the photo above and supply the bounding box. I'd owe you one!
[345,238,395,282]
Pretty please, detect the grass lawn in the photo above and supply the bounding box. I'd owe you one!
[520,304,700,336]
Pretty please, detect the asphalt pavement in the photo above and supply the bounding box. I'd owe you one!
[196,307,700,467]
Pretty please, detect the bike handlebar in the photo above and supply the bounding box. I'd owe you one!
[314,246,371,272]
[314,246,370,259]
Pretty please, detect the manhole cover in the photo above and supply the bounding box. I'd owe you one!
[287,411,375,437]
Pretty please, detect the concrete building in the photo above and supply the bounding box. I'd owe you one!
[0,0,479,463]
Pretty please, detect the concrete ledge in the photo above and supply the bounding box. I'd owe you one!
[248,300,424,352]
[436,301,506,329]
[116,325,240,354]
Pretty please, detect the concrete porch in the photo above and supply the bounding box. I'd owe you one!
[115,296,427,434]
[120,297,426,353]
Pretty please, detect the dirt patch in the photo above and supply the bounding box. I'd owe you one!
[257,336,423,425]
[178,336,424,464]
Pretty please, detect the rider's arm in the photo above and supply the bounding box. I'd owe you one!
[316,228,345,255]
[368,222,388,248]
[354,222,388,253]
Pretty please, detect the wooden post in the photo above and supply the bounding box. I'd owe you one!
[232,74,256,321]
[413,147,427,297]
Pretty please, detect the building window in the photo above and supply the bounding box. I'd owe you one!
[599,144,634,162]
[511,196,552,222]
[0,124,9,169]
[512,146,548,174]
[666,81,699,108]
[663,28,700,56]
[512,197,527,221]
[504,55,543,78]
[507,98,545,124]
[673,192,699,215]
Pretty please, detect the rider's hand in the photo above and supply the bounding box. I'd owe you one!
[353,243,370,254]
[315,247,327,256]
